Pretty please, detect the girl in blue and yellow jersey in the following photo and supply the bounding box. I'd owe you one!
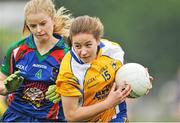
[0,0,72,122]
[56,15,132,122]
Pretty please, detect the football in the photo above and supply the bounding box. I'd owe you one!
[115,63,152,98]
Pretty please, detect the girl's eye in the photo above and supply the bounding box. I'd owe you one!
[86,44,92,47]
[40,22,46,26]
[75,45,80,49]
[29,24,36,28]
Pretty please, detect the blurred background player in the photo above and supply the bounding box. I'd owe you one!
[0,0,72,121]
[55,15,132,122]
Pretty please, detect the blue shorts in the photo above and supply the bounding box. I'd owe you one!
[111,117,128,122]
[1,107,59,122]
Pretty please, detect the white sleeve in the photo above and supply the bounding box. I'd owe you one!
[101,40,125,64]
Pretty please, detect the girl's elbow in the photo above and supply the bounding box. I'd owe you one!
[65,113,79,122]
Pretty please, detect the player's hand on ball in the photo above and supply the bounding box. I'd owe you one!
[105,81,132,108]
[145,68,154,95]
[4,71,24,93]
[45,84,60,103]
[115,63,153,98]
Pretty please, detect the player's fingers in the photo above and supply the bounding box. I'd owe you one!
[147,75,153,89]
[45,90,52,97]
[17,76,24,85]
[49,94,60,101]
[45,92,56,99]
[7,76,16,83]
[19,76,24,83]
[145,68,154,82]
[14,71,21,76]
[53,98,61,103]
[118,80,126,91]
[110,83,116,92]
[121,98,126,103]
[45,89,54,96]
[122,84,132,98]
[47,85,56,94]
[149,76,154,82]
[11,74,18,80]
[7,77,13,82]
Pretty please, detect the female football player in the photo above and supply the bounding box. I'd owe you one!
[56,15,132,122]
[0,0,72,121]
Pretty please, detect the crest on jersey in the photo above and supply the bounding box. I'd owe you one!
[111,60,117,70]
[51,67,59,77]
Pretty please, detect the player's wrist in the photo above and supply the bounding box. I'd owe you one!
[102,99,112,110]
[1,83,8,95]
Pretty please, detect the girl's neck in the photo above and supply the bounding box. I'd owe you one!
[34,36,58,55]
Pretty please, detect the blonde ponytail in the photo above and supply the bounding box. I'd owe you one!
[53,7,73,38]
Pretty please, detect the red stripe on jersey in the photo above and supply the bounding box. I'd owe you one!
[50,50,64,64]
[7,93,15,106]
[47,103,59,119]
[14,44,33,62]
[9,51,13,74]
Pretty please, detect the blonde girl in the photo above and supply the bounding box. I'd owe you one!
[0,0,72,121]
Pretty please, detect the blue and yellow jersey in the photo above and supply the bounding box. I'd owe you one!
[56,39,128,122]
[0,34,69,121]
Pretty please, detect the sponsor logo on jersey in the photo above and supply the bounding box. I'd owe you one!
[33,64,47,69]
[16,64,28,71]
[94,84,112,100]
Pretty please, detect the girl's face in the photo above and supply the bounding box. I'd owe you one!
[72,33,100,63]
[26,12,54,42]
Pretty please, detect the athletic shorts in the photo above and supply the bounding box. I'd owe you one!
[111,117,129,123]
[1,107,60,122]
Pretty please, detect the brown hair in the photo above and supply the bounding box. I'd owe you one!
[23,0,72,38]
[68,15,104,46]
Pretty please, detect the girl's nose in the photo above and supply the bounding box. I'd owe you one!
[80,48,88,56]
[36,25,42,32]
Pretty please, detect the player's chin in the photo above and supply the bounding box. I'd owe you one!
[81,57,91,63]
[36,34,48,39]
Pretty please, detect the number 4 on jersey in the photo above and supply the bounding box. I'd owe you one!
[35,69,42,79]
